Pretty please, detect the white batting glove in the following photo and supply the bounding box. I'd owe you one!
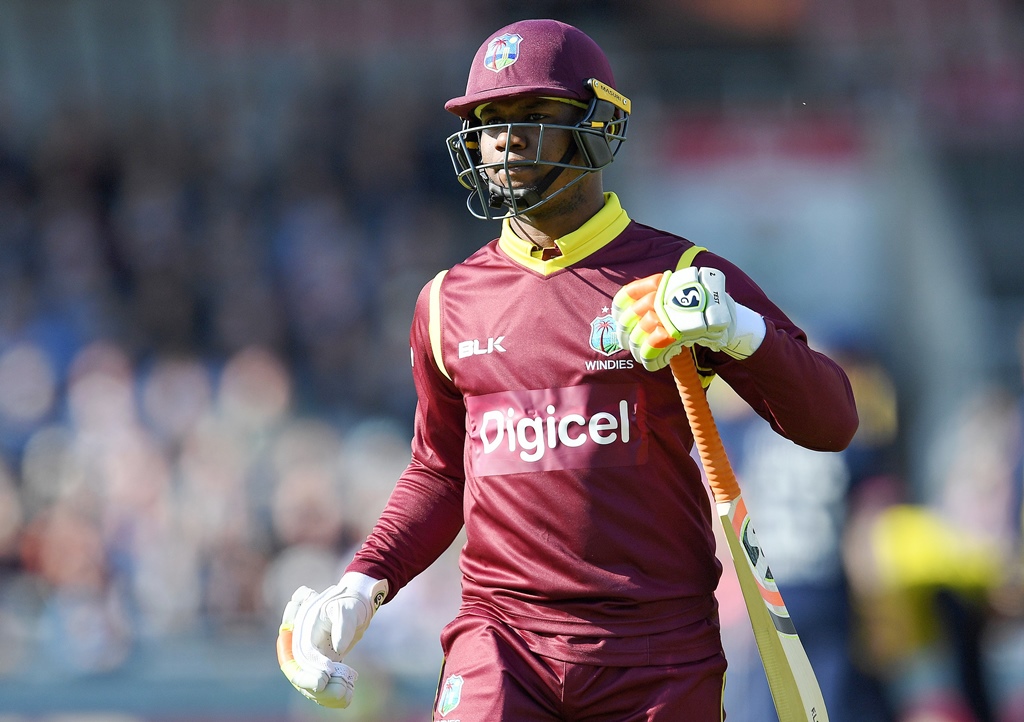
[276,572,389,709]
[612,267,766,371]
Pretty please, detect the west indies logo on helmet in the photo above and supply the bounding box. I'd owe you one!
[445,19,631,221]
[484,33,522,72]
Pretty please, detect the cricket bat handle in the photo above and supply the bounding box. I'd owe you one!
[669,352,740,504]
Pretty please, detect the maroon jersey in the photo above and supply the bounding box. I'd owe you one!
[347,193,858,665]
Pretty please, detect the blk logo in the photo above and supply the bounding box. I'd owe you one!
[459,336,506,359]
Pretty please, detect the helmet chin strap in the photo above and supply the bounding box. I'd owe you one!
[486,141,579,212]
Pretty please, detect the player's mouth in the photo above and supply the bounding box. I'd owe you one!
[491,164,539,186]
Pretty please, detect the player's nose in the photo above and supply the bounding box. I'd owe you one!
[494,124,527,153]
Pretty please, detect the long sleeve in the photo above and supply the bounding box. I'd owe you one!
[345,279,467,601]
[696,255,859,452]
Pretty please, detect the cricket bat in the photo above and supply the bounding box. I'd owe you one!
[670,352,829,722]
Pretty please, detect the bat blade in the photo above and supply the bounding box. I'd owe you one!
[719,495,828,722]
[669,352,829,722]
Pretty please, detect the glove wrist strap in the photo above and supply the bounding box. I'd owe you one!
[339,572,390,615]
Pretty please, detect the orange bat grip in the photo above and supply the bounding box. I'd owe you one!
[669,353,741,504]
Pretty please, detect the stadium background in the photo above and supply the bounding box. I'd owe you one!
[0,1,1022,720]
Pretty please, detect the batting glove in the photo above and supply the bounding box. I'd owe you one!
[612,267,766,371]
[276,572,389,709]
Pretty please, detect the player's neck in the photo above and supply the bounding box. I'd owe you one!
[508,183,605,249]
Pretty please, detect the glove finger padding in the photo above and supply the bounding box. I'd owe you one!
[627,305,681,371]
[611,273,662,352]
[612,270,702,371]
[278,586,358,709]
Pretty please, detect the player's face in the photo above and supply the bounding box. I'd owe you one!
[476,97,584,193]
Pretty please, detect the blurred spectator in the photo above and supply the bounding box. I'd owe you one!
[843,346,1024,721]
[0,66,464,714]
[981,323,1024,722]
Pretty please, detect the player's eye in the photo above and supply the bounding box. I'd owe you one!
[481,123,509,138]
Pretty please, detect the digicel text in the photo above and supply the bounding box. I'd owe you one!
[479,400,632,462]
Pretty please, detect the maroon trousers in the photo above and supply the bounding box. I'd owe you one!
[433,615,727,722]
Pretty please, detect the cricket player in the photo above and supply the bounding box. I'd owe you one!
[277,18,859,721]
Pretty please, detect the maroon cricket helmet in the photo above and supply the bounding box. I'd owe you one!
[444,19,617,119]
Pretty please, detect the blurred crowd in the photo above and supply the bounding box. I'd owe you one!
[0,71,476,720]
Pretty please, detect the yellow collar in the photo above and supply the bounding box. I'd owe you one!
[497,193,631,276]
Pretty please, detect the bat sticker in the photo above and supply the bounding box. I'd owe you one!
[733,501,798,636]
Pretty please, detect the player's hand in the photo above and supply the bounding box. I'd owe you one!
[276,573,389,708]
[278,586,358,708]
[611,267,766,371]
